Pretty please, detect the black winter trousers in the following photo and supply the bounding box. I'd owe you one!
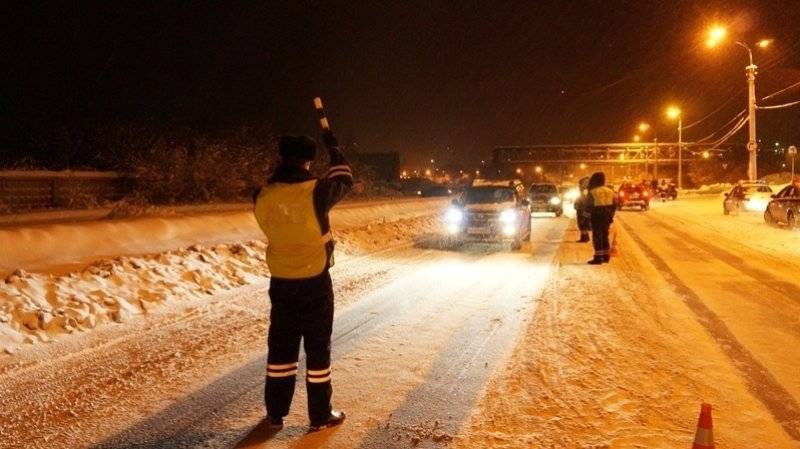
[265,271,334,423]
[590,209,613,257]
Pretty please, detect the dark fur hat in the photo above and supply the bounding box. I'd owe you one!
[278,135,317,164]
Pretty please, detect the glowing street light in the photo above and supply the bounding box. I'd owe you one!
[534,166,543,174]
[702,151,710,159]
[705,24,727,47]
[515,167,522,174]
[579,163,587,170]
[425,168,432,176]
[638,122,650,132]
[757,39,772,49]
[633,135,640,142]
[665,105,683,190]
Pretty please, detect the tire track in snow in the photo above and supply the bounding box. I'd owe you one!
[618,217,800,440]
[354,218,568,449]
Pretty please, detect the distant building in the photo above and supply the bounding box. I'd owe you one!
[354,152,401,182]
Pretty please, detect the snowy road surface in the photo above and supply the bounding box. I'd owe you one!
[1,197,800,448]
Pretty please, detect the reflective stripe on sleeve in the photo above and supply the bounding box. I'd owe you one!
[327,170,353,179]
[327,165,351,174]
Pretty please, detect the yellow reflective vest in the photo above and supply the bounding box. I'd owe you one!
[590,186,615,207]
[254,180,332,279]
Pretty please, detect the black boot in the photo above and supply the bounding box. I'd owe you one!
[602,255,610,263]
[578,235,590,243]
[265,415,284,430]
[587,256,604,265]
[309,409,346,432]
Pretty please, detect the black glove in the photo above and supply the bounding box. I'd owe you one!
[322,130,339,149]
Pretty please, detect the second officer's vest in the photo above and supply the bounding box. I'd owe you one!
[254,180,332,279]
[590,186,615,207]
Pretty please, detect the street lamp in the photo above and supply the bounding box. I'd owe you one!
[534,166,543,174]
[666,106,683,189]
[633,134,640,142]
[705,24,773,181]
[789,145,797,180]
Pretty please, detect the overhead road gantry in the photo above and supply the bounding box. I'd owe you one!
[492,142,737,180]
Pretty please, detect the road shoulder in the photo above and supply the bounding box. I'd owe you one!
[453,219,798,448]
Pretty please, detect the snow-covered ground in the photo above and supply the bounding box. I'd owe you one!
[1,195,799,449]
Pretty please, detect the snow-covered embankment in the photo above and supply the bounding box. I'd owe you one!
[0,197,448,354]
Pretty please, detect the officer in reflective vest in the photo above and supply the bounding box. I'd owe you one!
[573,176,591,243]
[586,171,616,264]
[253,133,352,431]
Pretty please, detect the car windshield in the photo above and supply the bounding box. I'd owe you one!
[530,184,557,194]
[463,186,515,204]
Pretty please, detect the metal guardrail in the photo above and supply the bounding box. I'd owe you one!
[0,171,130,211]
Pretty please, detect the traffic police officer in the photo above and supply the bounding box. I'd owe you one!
[586,171,616,264]
[573,176,591,243]
[253,132,352,431]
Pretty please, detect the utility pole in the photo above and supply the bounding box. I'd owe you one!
[653,138,659,180]
[789,145,797,180]
[746,62,758,181]
[677,118,683,190]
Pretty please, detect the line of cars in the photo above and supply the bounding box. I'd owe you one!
[723,180,800,228]
[441,180,572,250]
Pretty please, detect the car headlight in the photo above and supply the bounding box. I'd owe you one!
[745,199,767,211]
[499,209,516,224]
[549,196,561,205]
[445,208,463,224]
[565,189,579,201]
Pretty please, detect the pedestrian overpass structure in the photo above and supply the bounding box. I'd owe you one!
[491,142,738,181]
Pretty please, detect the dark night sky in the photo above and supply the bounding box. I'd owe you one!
[4,0,800,167]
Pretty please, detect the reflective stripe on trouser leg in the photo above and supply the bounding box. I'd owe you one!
[303,273,335,423]
[265,279,304,419]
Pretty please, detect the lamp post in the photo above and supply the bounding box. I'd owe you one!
[636,122,651,176]
[666,106,682,189]
[789,145,797,180]
[706,25,773,182]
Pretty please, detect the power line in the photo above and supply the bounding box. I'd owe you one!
[758,99,800,110]
[761,80,800,101]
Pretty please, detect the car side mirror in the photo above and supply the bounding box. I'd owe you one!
[521,199,530,206]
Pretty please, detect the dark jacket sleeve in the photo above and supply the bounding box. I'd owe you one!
[316,146,354,213]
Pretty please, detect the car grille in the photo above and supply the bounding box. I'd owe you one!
[467,211,496,226]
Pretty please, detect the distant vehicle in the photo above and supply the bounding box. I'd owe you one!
[528,183,563,216]
[417,185,453,197]
[656,180,677,201]
[616,183,650,211]
[763,184,800,227]
[444,179,531,250]
[723,184,773,214]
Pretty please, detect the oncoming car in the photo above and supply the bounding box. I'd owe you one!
[764,184,800,228]
[444,179,531,250]
[528,183,563,216]
[723,182,773,214]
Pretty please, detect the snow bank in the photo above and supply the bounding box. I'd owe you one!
[0,197,449,276]
[0,198,447,354]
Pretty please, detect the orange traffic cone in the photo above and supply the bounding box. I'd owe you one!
[692,403,714,449]
[609,223,619,256]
